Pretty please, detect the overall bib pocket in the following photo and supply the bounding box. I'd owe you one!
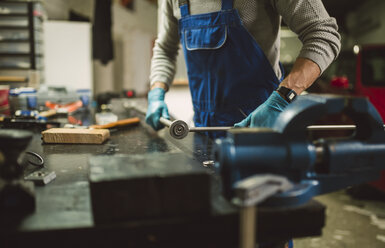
[184,25,227,51]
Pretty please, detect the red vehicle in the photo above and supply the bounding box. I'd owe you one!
[354,45,385,121]
[328,45,385,192]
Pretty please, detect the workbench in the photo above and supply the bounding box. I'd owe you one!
[0,98,325,248]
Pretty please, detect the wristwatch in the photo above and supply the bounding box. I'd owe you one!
[276,86,297,103]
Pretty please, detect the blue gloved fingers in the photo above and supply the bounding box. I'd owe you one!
[240,91,289,128]
[162,105,170,120]
[145,106,159,130]
[146,88,169,131]
[249,104,280,128]
[268,91,289,111]
[234,115,251,127]
[250,108,277,127]
[146,101,169,131]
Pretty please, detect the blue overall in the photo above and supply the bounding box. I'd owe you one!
[178,0,282,131]
[179,4,292,247]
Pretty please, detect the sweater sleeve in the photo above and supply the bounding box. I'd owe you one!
[272,0,341,73]
[149,0,180,88]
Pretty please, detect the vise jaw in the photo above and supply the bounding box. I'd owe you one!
[0,130,35,216]
[215,95,385,207]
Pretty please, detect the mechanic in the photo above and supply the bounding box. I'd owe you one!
[146,0,341,134]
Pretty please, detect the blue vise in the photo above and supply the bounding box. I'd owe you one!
[215,95,385,207]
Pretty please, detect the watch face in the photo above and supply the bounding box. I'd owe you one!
[288,92,296,101]
[278,86,296,102]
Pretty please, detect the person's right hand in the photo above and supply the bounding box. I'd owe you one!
[234,91,288,128]
[145,88,170,131]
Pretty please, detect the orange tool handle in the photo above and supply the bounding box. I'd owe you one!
[45,100,83,113]
[89,117,141,129]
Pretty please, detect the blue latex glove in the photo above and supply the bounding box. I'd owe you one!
[234,91,289,128]
[145,88,170,131]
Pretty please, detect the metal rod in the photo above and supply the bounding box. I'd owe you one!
[307,124,358,131]
[239,206,257,248]
[308,124,385,131]
[128,104,385,136]
[173,123,385,139]
[159,117,173,128]
[189,126,233,132]
[130,104,174,129]
[191,124,385,132]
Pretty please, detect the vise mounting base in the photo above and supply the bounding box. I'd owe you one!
[89,153,211,224]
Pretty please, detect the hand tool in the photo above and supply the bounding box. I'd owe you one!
[125,103,191,139]
[126,102,240,139]
[125,99,385,139]
[146,115,385,140]
[63,117,141,130]
[89,117,140,129]
[0,116,61,129]
[164,123,385,133]
[151,117,231,139]
[215,95,385,207]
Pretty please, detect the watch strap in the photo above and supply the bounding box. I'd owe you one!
[276,86,297,103]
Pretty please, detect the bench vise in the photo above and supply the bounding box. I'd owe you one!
[215,95,385,207]
[0,130,35,217]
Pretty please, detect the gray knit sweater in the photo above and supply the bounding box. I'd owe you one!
[150,0,341,87]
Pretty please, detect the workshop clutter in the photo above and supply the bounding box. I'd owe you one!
[8,85,91,114]
[0,1,45,89]
[0,85,92,132]
[8,87,37,112]
[0,85,10,113]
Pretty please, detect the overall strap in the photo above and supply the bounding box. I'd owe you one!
[222,0,233,10]
[178,0,189,17]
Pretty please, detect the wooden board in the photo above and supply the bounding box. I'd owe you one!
[42,128,110,144]
[0,76,27,82]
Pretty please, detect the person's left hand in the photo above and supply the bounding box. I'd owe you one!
[234,91,289,128]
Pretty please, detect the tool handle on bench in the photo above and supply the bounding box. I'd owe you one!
[160,117,172,128]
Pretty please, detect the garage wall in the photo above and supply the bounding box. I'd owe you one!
[112,1,158,95]
[44,21,93,90]
[43,0,158,96]
[43,0,94,20]
[346,0,385,45]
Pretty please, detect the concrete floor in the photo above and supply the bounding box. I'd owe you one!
[294,187,385,248]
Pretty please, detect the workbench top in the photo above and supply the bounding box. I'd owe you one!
[0,98,325,248]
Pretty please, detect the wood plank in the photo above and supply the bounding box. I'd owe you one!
[0,76,28,82]
[42,128,110,144]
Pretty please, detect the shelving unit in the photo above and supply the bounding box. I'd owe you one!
[0,0,44,88]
